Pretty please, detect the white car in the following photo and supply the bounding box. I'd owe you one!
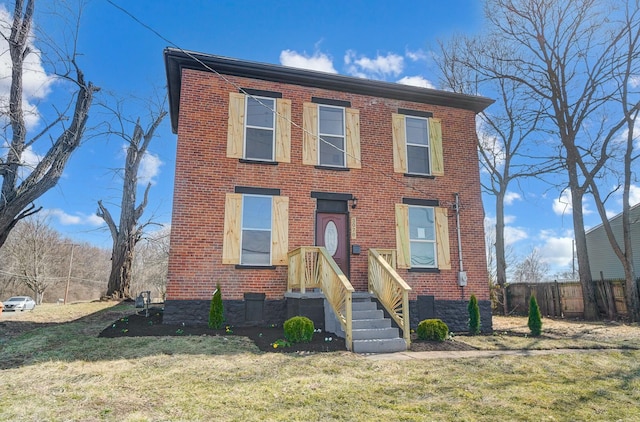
[2,296,36,312]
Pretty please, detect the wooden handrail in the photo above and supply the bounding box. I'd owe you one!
[287,246,354,350]
[368,248,412,347]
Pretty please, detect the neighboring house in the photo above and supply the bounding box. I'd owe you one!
[586,203,640,280]
[163,48,494,350]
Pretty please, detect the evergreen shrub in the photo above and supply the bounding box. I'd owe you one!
[208,283,224,329]
[528,294,542,336]
[417,319,449,342]
[283,316,315,343]
[468,294,481,335]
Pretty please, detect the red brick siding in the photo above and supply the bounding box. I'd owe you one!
[167,69,490,302]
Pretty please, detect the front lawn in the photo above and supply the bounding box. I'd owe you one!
[1,303,639,421]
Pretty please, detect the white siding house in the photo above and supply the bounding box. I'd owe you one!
[586,203,640,280]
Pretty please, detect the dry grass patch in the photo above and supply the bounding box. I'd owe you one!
[2,304,640,421]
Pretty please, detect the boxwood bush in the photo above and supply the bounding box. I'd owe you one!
[283,316,315,343]
[417,319,449,342]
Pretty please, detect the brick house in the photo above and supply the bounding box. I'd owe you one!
[163,48,493,351]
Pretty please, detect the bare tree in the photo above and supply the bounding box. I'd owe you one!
[0,0,97,248]
[0,217,110,302]
[480,0,640,319]
[2,215,64,303]
[97,104,166,299]
[587,3,640,321]
[437,35,558,314]
[132,226,170,301]
[512,247,550,284]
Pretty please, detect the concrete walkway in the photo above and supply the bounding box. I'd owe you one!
[364,348,632,360]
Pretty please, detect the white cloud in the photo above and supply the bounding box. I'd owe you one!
[538,233,574,269]
[505,226,528,245]
[138,151,163,185]
[552,190,593,216]
[405,49,428,62]
[396,75,435,89]
[20,145,42,170]
[630,75,640,88]
[344,50,404,79]
[504,192,522,206]
[0,5,56,131]
[484,215,528,246]
[279,50,337,73]
[552,191,571,215]
[476,117,505,170]
[504,214,516,224]
[46,209,104,227]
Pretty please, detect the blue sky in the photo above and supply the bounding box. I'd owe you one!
[2,0,638,276]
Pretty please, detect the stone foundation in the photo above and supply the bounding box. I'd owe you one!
[163,296,492,333]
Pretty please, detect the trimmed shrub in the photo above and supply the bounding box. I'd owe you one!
[208,283,224,329]
[417,319,449,342]
[468,294,481,335]
[528,294,542,336]
[283,316,315,343]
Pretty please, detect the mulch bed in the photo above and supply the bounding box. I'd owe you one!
[99,307,476,353]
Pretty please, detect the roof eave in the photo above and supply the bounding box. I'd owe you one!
[164,48,495,134]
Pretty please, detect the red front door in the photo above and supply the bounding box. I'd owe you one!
[316,212,349,276]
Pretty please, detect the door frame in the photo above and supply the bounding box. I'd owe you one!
[311,191,355,279]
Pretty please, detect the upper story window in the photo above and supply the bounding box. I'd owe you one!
[245,97,275,161]
[405,117,430,175]
[392,110,443,177]
[303,98,361,170]
[227,91,291,163]
[318,105,346,167]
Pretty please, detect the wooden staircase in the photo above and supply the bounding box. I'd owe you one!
[331,293,407,354]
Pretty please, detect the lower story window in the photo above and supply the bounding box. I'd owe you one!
[408,206,436,268]
[222,192,289,266]
[241,195,272,265]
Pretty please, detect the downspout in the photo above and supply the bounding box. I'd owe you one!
[454,193,467,299]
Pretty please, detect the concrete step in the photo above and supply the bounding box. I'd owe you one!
[352,318,391,329]
[353,337,408,354]
[352,301,378,312]
[352,309,384,320]
[352,327,399,340]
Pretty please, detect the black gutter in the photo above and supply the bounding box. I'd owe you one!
[164,47,494,134]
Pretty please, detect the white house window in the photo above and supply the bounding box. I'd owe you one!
[408,205,436,268]
[318,105,346,167]
[244,96,275,161]
[241,195,272,265]
[405,116,430,175]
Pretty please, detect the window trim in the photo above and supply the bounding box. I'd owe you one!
[317,104,346,168]
[408,205,438,269]
[243,95,276,162]
[404,115,432,176]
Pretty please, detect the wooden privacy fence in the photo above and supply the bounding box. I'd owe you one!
[505,278,639,319]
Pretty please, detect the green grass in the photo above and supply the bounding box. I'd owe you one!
[2,303,640,421]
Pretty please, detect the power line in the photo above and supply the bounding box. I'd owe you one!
[106,0,454,202]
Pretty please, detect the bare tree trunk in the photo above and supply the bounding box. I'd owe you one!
[97,111,166,299]
[106,238,134,299]
[495,191,509,315]
[0,0,98,249]
[569,181,599,320]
